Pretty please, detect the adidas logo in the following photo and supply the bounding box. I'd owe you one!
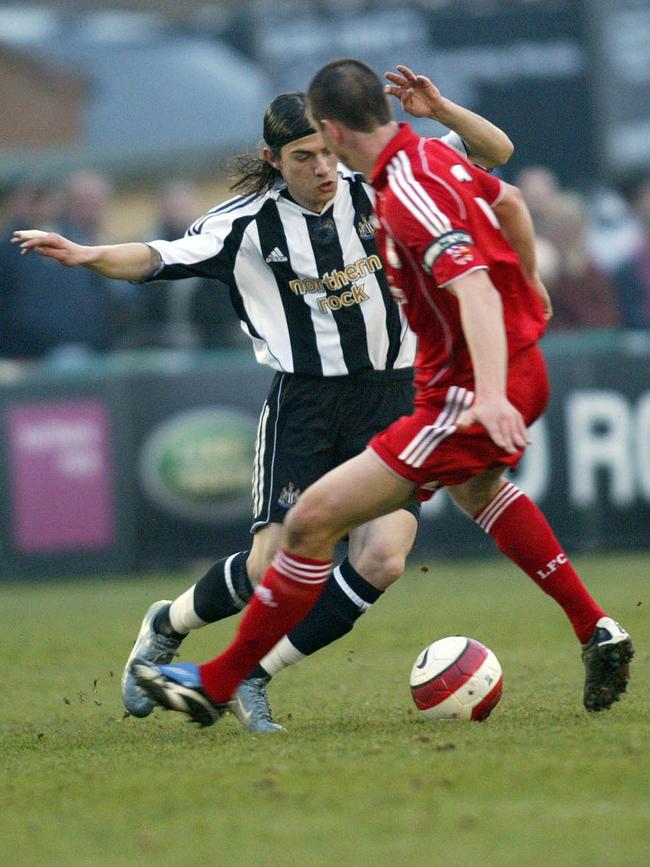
[255,585,278,608]
[265,247,288,263]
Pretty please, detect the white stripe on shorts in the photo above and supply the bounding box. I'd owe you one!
[398,386,474,468]
[252,403,270,517]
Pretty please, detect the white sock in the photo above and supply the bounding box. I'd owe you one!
[169,585,208,633]
[259,635,306,677]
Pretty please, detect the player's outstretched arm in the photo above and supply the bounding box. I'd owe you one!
[447,269,529,454]
[384,65,513,169]
[493,183,553,320]
[12,230,160,282]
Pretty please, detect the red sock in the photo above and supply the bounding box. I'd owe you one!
[474,482,605,643]
[199,550,331,703]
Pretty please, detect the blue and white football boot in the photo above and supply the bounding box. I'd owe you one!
[131,660,228,727]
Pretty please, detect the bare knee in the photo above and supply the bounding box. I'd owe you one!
[284,493,338,551]
[448,471,505,516]
[448,485,478,515]
[352,544,406,591]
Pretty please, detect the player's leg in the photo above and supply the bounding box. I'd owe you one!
[197,452,415,699]
[132,450,417,722]
[160,523,280,636]
[234,372,420,730]
[230,509,419,733]
[256,373,421,671]
[447,467,611,642]
[126,367,331,717]
[120,371,291,717]
[233,509,417,734]
[447,467,634,711]
[120,524,282,710]
[251,507,419,680]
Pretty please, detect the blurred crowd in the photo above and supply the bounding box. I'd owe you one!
[1,166,650,365]
[516,167,650,332]
[0,171,246,365]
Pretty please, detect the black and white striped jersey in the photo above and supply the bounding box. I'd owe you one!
[146,133,466,377]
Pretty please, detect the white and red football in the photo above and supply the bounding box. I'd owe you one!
[410,636,503,721]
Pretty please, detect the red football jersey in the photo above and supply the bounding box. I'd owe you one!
[371,123,546,402]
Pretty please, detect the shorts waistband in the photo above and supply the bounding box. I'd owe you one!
[281,367,414,384]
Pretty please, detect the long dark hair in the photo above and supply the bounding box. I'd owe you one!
[229,92,315,197]
[229,152,281,197]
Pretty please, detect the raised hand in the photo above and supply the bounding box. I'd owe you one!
[384,65,444,119]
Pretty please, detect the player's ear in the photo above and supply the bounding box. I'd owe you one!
[320,119,343,145]
[263,146,281,171]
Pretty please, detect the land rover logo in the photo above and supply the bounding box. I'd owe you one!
[138,407,257,522]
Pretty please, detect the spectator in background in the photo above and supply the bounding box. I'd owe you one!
[59,170,135,349]
[613,176,650,330]
[0,172,129,363]
[515,165,565,319]
[515,165,562,242]
[516,168,622,332]
[1,179,61,358]
[544,192,621,332]
[0,177,63,237]
[59,171,113,245]
[135,180,247,349]
[586,186,642,276]
[516,166,641,282]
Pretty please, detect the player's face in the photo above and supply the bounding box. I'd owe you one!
[276,134,339,213]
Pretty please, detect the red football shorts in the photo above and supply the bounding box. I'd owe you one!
[369,345,550,501]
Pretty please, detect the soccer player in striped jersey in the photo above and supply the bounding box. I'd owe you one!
[14,67,516,731]
[125,59,632,727]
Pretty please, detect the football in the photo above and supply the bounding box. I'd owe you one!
[410,636,503,721]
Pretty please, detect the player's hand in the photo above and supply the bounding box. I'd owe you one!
[384,65,444,119]
[529,273,553,321]
[457,397,529,455]
[12,230,89,267]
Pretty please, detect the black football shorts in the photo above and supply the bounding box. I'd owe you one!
[251,368,421,531]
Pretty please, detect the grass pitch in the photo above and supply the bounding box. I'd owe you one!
[2,552,648,867]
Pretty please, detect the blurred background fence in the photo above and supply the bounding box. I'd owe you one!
[1,0,649,577]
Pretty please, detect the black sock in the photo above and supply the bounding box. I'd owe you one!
[154,551,254,638]
[153,604,188,642]
[193,550,253,623]
[246,666,271,681]
[267,557,382,664]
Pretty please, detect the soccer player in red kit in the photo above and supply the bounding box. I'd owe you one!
[132,59,633,725]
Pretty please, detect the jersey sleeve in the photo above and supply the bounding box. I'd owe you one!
[425,228,489,289]
[386,172,489,289]
[144,208,238,284]
[473,164,503,206]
